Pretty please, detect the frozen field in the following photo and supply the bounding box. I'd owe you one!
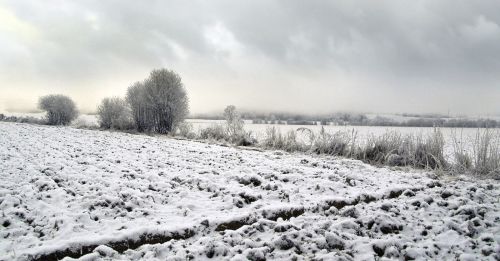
[0,122,499,260]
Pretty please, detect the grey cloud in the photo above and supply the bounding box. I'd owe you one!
[213,1,500,83]
[1,0,499,114]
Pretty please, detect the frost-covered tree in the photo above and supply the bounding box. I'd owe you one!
[224,105,244,138]
[126,69,189,134]
[126,82,153,132]
[144,69,189,133]
[38,95,78,125]
[97,97,133,130]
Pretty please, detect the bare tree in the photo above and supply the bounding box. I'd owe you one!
[224,105,244,138]
[38,95,78,125]
[97,97,133,129]
[126,69,189,134]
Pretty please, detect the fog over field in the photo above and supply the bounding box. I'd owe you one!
[1,1,500,261]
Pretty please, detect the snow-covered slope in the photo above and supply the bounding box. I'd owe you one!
[0,122,498,260]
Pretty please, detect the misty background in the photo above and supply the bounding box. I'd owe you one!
[1,0,499,116]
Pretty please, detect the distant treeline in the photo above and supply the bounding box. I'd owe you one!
[356,117,499,128]
[0,114,46,124]
[190,112,500,128]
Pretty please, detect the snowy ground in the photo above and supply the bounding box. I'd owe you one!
[0,122,499,261]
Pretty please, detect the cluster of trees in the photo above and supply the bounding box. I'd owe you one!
[1,68,189,134]
[98,68,189,134]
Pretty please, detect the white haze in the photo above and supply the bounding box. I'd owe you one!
[0,0,499,116]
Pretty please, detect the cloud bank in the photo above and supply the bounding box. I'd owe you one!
[1,0,499,115]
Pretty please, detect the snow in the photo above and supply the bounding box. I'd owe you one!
[0,122,499,260]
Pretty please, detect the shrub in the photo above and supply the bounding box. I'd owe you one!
[38,95,78,125]
[199,124,228,141]
[233,132,257,146]
[219,105,256,146]
[223,105,244,141]
[72,117,99,129]
[97,97,134,130]
[262,126,282,149]
[3,116,17,122]
[176,122,196,139]
[18,116,46,125]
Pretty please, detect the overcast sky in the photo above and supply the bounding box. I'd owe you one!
[1,0,499,115]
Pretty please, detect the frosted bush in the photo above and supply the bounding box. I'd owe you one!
[38,94,78,125]
[97,97,134,130]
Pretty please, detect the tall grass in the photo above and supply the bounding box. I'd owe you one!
[311,127,358,157]
[194,123,256,146]
[451,129,472,173]
[260,126,498,177]
[451,128,500,177]
[199,124,228,141]
[262,127,305,152]
[355,129,446,169]
[360,131,407,165]
[471,129,500,177]
[414,129,447,169]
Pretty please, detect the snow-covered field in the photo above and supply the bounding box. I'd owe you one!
[0,122,499,260]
